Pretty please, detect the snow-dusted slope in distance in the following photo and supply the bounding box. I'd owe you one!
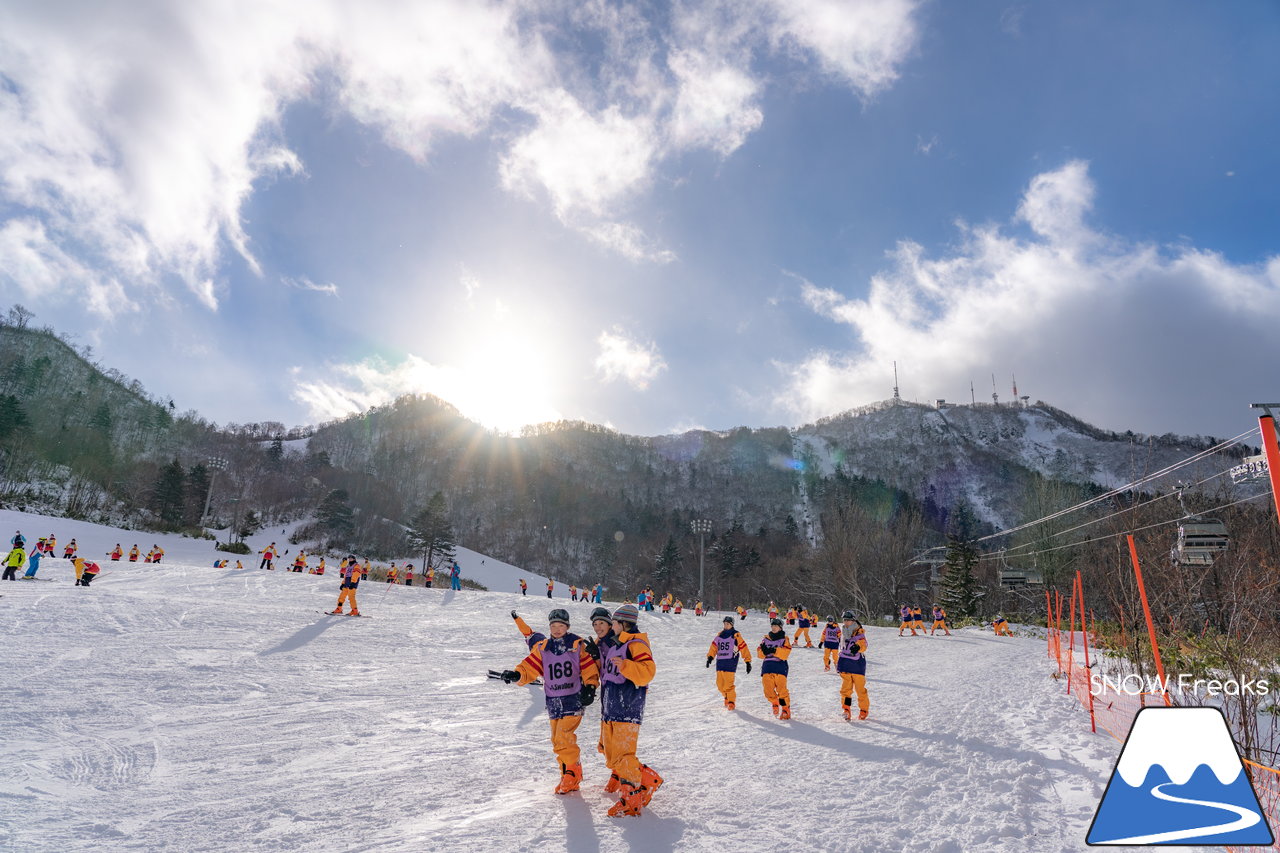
[0,510,1127,852]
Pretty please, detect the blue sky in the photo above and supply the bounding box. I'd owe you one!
[1,0,1277,440]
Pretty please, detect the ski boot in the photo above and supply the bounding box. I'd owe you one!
[604,772,621,793]
[639,765,663,805]
[771,704,780,717]
[554,763,582,794]
[348,609,361,617]
[842,701,852,721]
[725,700,735,711]
[607,783,644,817]
[858,709,868,720]
[779,706,791,720]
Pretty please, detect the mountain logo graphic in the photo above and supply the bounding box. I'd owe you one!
[1087,706,1274,846]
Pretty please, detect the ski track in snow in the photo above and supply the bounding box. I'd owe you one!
[0,517,1129,852]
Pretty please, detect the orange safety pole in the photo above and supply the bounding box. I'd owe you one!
[1067,576,1077,696]
[1260,413,1280,531]
[1055,590,1064,671]
[1127,534,1171,706]
[1079,570,1096,732]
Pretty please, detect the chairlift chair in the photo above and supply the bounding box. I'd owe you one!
[1172,518,1229,567]
[1230,454,1268,486]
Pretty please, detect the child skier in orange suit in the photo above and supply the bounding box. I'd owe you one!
[706,616,752,710]
[793,608,814,647]
[837,611,870,720]
[993,615,1012,636]
[930,605,950,635]
[819,616,841,670]
[599,603,661,817]
[330,558,361,616]
[758,618,793,718]
[499,608,599,795]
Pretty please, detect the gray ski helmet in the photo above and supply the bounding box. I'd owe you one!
[723,615,734,625]
[548,608,571,626]
[842,610,856,620]
[770,617,783,627]
[590,606,612,624]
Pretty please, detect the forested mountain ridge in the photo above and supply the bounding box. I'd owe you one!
[0,310,1258,613]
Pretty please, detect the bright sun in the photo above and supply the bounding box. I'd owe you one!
[435,318,563,434]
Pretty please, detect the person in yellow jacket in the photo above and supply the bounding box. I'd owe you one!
[930,604,951,636]
[766,601,779,620]
[425,565,434,588]
[129,544,140,562]
[992,615,1012,636]
[785,606,798,626]
[758,618,793,719]
[706,616,752,710]
[660,593,672,613]
[110,544,123,561]
[735,605,747,621]
[2,545,24,581]
[330,556,362,616]
[63,539,77,559]
[291,552,307,572]
[498,608,600,795]
[150,545,165,563]
[403,563,414,586]
[386,563,399,583]
[72,555,85,584]
[598,603,660,817]
[310,557,326,576]
[837,611,870,720]
[694,601,704,616]
[673,599,683,615]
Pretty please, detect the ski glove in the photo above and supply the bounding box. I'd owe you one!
[705,656,713,668]
[511,610,519,620]
[579,685,597,707]
[501,670,521,684]
[745,661,752,674]
[583,638,599,659]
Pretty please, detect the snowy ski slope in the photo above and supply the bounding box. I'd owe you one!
[0,510,1131,852]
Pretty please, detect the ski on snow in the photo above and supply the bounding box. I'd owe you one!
[316,611,373,618]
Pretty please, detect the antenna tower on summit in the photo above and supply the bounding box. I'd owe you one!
[893,361,900,403]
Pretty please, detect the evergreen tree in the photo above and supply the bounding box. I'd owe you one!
[89,402,113,436]
[407,491,456,571]
[653,535,682,587]
[265,436,284,470]
[152,459,186,526]
[185,463,211,526]
[783,514,800,542]
[940,501,983,618]
[316,488,355,544]
[0,395,29,441]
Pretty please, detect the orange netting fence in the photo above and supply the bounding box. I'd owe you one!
[1049,567,1280,851]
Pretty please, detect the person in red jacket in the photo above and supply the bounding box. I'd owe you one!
[705,616,752,710]
[499,608,600,795]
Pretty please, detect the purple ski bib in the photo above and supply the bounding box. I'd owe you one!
[714,637,737,660]
[541,646,582,698]
[839,632,866,661]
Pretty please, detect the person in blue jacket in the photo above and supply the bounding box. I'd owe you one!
[22,547,43,579]
[450,561,462,591]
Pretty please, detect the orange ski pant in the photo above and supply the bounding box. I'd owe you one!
[715,670,737,704]
[598,721,642,786]
[793,626,811,645]
[931,621,949,635]
[336,587,358,611]
[840,673,869,713]
[550,714,582,768]
[823,647,838,668]
[761,673,790,709]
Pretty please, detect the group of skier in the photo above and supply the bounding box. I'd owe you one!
[707,611,869,721]
[524,578,605,603]
[500,604,661,817]
[5,532,105,585]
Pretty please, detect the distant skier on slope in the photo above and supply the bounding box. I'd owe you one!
[110,544,122,561]
[912,605,925,633]
[449,561,461,591]
[598,603,662,817]
[519,578,527,596]
[403,563,413,586]
[77,560,102,587]
[930,605,951,636]
[63,539,77,559]
[497,608,599,795]
[898,604,917,637]
[22,546,43,579]
[820,615,841,671]
[547,579,555,599]
[129,544,140,562]
[706,615,752,711]
[992,615,1011,636]
[792,606,814,647]
[758,617,793,719]
[258,543,277,570]
[3,543,25,580]
[329,556,362,616]
[837,611,870,721]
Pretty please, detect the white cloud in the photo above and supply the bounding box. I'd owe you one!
[0,0,922,309]
[594,327,668,390]
[282,275,339,296]
[779,161,1280,434]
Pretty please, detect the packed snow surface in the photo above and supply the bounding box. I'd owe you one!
[0,511,1131,852]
